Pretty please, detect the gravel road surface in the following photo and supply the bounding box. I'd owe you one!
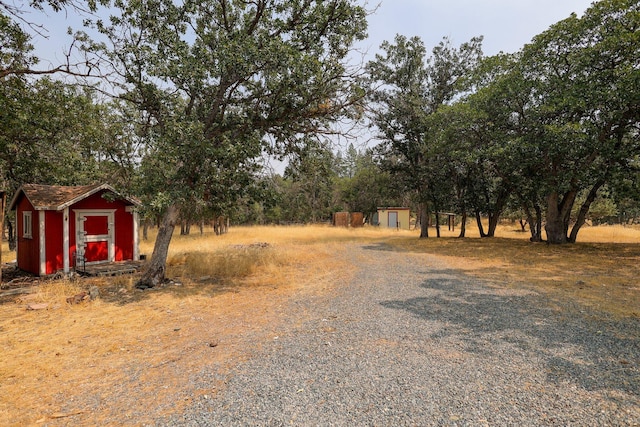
[160,243,640,426]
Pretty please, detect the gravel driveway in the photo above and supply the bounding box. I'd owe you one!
[160,243,640,426]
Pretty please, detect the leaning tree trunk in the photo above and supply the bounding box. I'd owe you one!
[519,219,527,232]
[485,192,508,237]
[569,179,605,243]
[136,204,180,289]
[475,210,487,237]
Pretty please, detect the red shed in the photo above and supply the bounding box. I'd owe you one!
[9,184,141,276]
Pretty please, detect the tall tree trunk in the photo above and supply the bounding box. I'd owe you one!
[524,203,543,242]
[534,205,543,242]
[435,211,441,238]
[180,221,191,235]
[457,212,467,238]
[7,219,15,251]
[0,192,5,283]
[485,192,508,237]
[419,202,429,238]
[136,204,180,289]
[486,212,499,237]
[545,190,577,244]
[569,179,605,243]
[143,221,149,241]
[545,194,567,244]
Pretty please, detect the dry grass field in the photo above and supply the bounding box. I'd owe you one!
[0,225,394,425]
[0,222,638,425]
[391,222,640,318]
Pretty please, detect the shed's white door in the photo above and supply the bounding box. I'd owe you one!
[76,210,115,264]
[388,211,398,228]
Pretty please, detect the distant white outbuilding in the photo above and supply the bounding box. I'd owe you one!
[376,207,411,230]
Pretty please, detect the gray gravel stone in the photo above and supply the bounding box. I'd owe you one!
[159,243,640,426]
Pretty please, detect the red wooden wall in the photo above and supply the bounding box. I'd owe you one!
[16,197,40,275]
[15,189,136,275]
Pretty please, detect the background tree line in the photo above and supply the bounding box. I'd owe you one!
[1,0,639,285]
[365,0,639,243]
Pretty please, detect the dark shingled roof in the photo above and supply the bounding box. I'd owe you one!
[9,183,141,211]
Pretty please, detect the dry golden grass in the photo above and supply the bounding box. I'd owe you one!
[389,222,640,318]
[0,222,638,425]
[148,225,406,290]
[1,240,13,265]
[0,225,404,426]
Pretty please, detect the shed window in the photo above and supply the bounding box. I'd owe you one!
[22,211,32,239]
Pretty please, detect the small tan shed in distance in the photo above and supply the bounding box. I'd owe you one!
[377,207,410,230]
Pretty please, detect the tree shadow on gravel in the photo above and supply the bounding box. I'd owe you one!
[380,273,640,397]
[361,242,403,252]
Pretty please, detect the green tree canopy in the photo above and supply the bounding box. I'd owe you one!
[366,34,483,237]
[513,0,639,243]
[78,0,367,287]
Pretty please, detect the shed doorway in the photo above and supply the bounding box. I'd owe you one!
[76,210,115,264]
[388,211,398,228]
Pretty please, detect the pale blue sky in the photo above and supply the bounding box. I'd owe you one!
[30,0,596,70]
[358,0,595,58]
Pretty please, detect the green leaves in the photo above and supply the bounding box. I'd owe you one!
[77,0,368,226]
[0,78,109,191]
[366,34,485,219]
[0,13,37,78]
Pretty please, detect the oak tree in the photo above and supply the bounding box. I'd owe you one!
[366,35,483,238]
[516,0,640,243]
[81,0,367,287]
